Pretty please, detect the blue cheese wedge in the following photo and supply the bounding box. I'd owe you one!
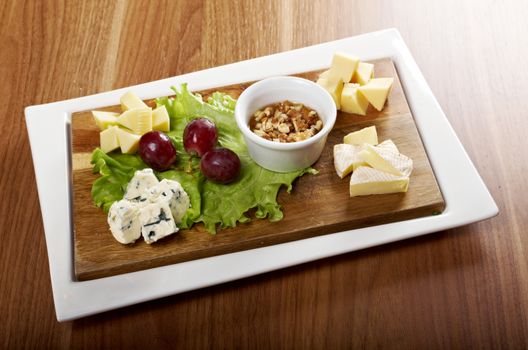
[144,179,190,223]
[139,202,178,244]
[124,169,159,201]
[107,200,142,244]
[350,166,409,197]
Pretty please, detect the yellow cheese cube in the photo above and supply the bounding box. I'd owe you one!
[117,108,153,135]
[343,126,378,145]
[92,111,119,130]
[152,105,170,132]
[316,77,344,110]
[358,144,413,177]
[116,127,141,154]
[120,91,149,111]
[318,69,330,79]
[333,144,367,178]
[351,62,374,85]
[341,83,369,115]
[350,166,409,197]
[327,52,359,83]
[357,78,394,111]
[100,126,120,153]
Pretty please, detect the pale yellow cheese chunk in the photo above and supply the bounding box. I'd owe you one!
[318,69,330,79]
[92,111,119,130]
[350,166,409,197]
[358,78,394,111]
[351,62,374,85]
[100,126,120,153]
[327,52,359,82]
[333,144,366,178]
[343,126,378,145]
[116,127,141,154]
[316,77,344,109]
[120,91,149,111]
[152,105,170,132]
[117,108,153,135]
[341,83,369,115]
[358,144,413,177]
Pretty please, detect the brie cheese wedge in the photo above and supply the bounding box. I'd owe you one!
[350,166,409,197]
[359,144,413,177]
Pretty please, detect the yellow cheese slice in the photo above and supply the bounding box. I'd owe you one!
[341,83,369,115]
[316,77,344,109]
[350,166,409,197]
[116,127,141,154]
[357,78,394,111]
[92,111,119,130]
[358,144,413,177]
[343,126,378,145]
[327,52,359,83]
[120,91,149,111]
[100,126,120,153]
[351,62,374,85]
[117,108,153,135]
[333,144,367,178]
[152,105,170,132]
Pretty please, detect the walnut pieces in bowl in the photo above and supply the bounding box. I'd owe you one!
[249,101,323,143]
[234,76,337,173]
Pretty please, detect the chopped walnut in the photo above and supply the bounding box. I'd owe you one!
[248,100,323,143]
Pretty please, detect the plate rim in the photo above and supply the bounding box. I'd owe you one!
[25,28,498,321]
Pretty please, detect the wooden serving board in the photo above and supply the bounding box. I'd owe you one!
[71,59,445,281]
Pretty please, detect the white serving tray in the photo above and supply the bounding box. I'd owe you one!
[25,28,498,321]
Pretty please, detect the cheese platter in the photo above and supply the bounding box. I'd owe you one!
[71,58,444,281]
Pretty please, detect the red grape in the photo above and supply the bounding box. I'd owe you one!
[139,131,177,171]
[200,148,241,184]
[183,118,218,156]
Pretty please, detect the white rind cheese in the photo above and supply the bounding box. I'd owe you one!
[359,144,413,177]
[377,139,399,153]
[350,166,409,197]
[139,202,178,244]
[124,169,160,201]
[107,200,142,244]
[333,144,366,178]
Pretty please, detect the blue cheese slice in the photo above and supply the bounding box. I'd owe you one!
[144,179,190,223]
[139,202,178,244]
[107,200,142,244]
[124,169,159,201]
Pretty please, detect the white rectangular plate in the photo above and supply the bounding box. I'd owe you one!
[25,29,497,321]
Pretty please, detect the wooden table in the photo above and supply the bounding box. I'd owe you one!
[2,0,527,348]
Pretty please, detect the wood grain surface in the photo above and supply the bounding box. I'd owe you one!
[71,59,444,280]
[2,0,527,348]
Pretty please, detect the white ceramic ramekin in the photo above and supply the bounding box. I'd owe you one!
[234,76,337,172]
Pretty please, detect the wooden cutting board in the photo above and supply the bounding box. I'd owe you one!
[71,58,445,281]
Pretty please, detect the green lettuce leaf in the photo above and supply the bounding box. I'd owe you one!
[91,84,316,233]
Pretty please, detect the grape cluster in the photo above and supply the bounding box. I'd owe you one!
[138,119,240,184]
